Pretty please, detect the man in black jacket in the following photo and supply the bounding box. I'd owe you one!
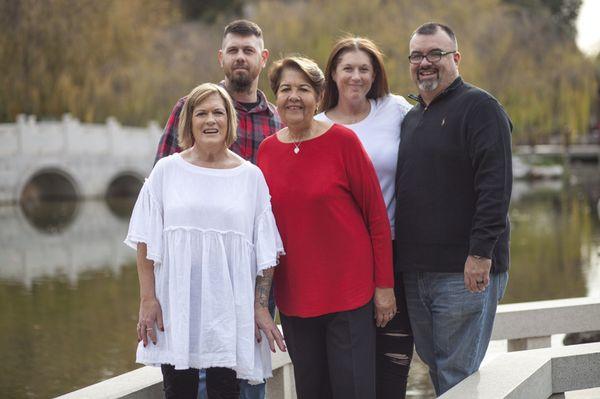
[395,22,512,395]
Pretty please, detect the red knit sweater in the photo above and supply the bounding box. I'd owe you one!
[257,124,393,317]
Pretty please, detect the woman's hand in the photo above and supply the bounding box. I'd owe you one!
[255,307,286,353]
[253,268,286,352]
[374,287,396,328]
[137,297,164,347]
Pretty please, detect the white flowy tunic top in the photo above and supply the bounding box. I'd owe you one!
[124,153,284,382]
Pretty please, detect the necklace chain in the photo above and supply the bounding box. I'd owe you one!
[289,130,307,155]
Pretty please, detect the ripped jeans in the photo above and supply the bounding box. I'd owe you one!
[376,271,414,399]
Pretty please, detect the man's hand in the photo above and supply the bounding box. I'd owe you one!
[374,287,396,328]
[464,255,491,293]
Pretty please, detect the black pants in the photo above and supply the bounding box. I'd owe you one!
[161,364,239,399]
[281,300,376,399]
[376,241,414,399]
[376,271,414,399]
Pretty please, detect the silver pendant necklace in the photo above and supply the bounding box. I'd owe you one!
[290,134,302,154]
[289,128,311,155]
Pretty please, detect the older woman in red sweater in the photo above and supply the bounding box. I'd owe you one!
[257,56,395,399]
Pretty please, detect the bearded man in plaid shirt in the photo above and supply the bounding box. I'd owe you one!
[155,19,282,164]
[154,19,282,399]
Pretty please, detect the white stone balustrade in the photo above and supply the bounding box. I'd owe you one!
[0,114,161,203]
[439,343,600,399]
[492,297,600,352]
[54,297,600,399]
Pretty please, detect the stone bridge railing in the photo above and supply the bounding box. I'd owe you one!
[440,297,600,398]
[440,342,600,399]
[0,114,161,204]
[56,297,600,399]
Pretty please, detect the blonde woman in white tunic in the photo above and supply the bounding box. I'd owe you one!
[125,83,285,399]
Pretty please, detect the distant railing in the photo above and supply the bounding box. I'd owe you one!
[56,297,600,399]
[515,144,600,163]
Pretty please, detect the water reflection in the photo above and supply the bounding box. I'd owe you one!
[105,175,143,219]
[20,170,80,234]
[504,168,600,303]
[106,196,138,220]
[0,198,140,398]
[0,200,135,289]
[0,167,599,399]
[20,199,79,233]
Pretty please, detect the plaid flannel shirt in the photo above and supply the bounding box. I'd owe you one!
[155,86,282,165]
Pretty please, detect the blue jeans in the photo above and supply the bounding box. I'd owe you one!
[198,288,276,399]
[198,376,264,399]
[403,271,508,396]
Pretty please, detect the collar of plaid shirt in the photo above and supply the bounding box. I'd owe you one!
[219,81,276,117]
[217,81,282,163]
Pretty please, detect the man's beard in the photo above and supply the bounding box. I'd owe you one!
[229,70,253,93]
[418,79,439,92]
[417,67,439,92]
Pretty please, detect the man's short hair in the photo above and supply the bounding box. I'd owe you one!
[411,22,458,49]
[224,19,262,38]
[223,20,263,46]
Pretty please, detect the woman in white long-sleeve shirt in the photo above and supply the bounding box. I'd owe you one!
[315,37,413,399]
[125,83,285,399]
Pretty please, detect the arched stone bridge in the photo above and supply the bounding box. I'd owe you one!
[0,114,162,204]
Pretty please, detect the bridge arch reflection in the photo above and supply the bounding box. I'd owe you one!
[0,200,135,289]
[105,172,143,219]
[20,168,80,233]
[21,168,80,202]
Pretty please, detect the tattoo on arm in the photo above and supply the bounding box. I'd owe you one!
[255,268,274,308]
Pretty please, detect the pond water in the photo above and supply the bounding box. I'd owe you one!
[1,166,599,398]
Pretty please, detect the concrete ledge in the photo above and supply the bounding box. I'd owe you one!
[55,299,600,399]
[55,366,163,399]
[492,297,600,340]
[440,342,600,399]
[55,351,294,399]
[272,347,292,370]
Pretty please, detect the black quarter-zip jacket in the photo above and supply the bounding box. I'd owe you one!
[395,77,512,273]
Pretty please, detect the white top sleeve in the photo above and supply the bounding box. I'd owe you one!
[124,178,163,265]
[253,171,285,276]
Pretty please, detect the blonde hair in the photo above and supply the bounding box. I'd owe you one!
[178,83,238,149]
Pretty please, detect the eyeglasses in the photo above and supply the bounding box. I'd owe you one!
[408,50,456,64]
